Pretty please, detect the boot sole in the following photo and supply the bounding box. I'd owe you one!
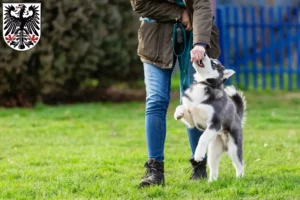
[139,180,165,188]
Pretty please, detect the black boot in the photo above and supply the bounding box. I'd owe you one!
[189,158,207,180]
[139,158,165,187]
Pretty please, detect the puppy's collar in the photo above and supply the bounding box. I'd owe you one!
[199,81,222,89]
[196,78,227,89]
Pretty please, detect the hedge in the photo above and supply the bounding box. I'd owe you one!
[0,0,141,107]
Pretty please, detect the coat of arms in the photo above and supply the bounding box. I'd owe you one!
[3,3,41,51]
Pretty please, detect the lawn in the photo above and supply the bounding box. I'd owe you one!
[0,91,300,199]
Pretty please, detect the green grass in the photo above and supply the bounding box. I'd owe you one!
[0,91,300,199]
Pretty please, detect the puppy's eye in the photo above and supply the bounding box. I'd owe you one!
[218,64,225,70]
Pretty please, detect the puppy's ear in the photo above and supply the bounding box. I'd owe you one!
[223,69,235,79]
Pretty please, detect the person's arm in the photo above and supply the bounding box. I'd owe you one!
[192,0,213,47]
[190,0,213,62]
[130,0,184,22]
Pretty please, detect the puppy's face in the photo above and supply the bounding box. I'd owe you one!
[192,54,235,82]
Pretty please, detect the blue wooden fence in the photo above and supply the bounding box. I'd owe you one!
[216,5,300,90]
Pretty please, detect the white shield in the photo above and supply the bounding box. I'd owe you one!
[3,3,41,51]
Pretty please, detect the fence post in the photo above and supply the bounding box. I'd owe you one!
[233,6,240,86]
[296,7,300,89]
[251,6,258,89]
[278,6,284,89]
[216,7,225,65]
[260,7,267,89]
[242,6,249,89]
[269,7,276,90]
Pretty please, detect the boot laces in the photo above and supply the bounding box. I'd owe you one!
[186,161,206,178]
[143,165,157,178]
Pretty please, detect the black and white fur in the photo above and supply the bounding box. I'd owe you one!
[174,54,246,182]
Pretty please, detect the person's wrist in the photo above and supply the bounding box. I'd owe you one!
[194,43,207,48]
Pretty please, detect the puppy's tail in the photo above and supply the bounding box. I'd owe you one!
[224,86,247,127]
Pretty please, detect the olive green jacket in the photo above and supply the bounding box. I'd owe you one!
[131,0,221,68]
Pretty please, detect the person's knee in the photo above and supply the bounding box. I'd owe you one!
[146,93,170,114]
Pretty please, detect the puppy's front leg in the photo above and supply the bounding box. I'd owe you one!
[174,105,195,128]
[189,104,208,123]
[194,128,219,162]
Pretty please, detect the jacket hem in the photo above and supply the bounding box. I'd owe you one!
[140,57,173,69]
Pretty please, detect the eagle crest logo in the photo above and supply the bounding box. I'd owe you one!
[3,3,41,51]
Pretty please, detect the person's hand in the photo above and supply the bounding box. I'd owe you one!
[190,45,206,62]
[179,9,192,31]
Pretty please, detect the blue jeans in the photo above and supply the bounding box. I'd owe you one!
[144,61,204,161]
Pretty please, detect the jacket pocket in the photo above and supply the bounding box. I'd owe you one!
[138,21,160,61]
[207,24,221,59]
[161,23,173,67]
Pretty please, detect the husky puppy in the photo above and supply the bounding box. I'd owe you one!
[174,54,246,182]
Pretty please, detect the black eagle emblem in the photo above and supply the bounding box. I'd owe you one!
[4,4,40,50]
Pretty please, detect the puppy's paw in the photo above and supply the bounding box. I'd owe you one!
[236,171,244,178]
[194,152,204,162]
[174,105,184,120]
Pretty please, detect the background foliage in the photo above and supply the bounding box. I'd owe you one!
[0,0,141,107]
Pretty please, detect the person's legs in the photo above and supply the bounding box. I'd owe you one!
[140,62,173,187]
[144,63,173,161]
